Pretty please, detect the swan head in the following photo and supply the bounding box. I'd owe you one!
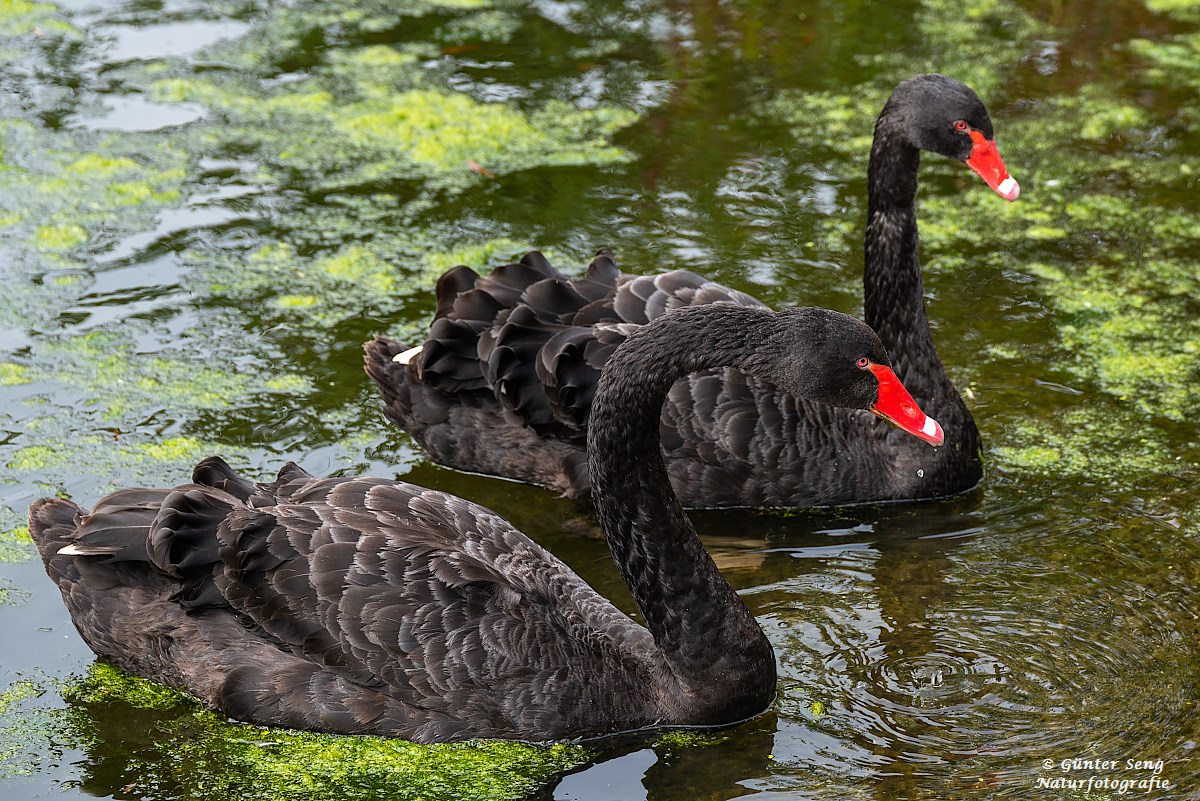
[887,74,1020,202]
[769,308,945,447]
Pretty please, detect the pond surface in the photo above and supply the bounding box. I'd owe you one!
[3,0,1200,798]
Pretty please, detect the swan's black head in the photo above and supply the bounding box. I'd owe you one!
[770,308,944,446]
[884,73,1019,201]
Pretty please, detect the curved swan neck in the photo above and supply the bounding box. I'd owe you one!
[587,305,776,696]
[863,114,944,391]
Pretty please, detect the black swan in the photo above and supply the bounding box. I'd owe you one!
[31,305,940,743]
[364,74,1017,508]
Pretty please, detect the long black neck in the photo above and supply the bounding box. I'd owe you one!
[863,114,946,399]
[860,111,981,492]
[587,305,778,718]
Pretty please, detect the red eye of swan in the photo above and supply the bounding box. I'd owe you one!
[954,120,969,131]
[856,356,870,368]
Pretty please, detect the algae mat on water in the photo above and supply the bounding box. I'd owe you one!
[0,0,641,524]
[0,664,589,800]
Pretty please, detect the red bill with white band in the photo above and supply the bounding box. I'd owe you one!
[867,364,944,446]
[965,130,1020,201]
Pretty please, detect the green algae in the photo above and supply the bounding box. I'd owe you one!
[148,76,635,192]
[0,525,33,563]
[147,27,636,194]
[0,664,590,799]
[12,329,313,429]
[755,0,1200,484]
[0,121,188,333]
[423,237,535,273]
[4,0,1200,797]
[335,91,632,180]
[0,0,74,36]
[654,729,730,749]
[0,583,29,606]
[274,293,320,309]
[197,238,425,330]
[263,375,312,392]
[68,664,185,710]
[990,408,1182,481]
[0,363,29,386]
[31,222,87,251]
[190,211,530,341]
[440,9,521,43]
[131,436,210,464]
[0,679,51,773]
[755,0,1200,479]
[0,0,642,521]
[1143,0,1200,21]
[30,330,252,415]
[7,445,57,471]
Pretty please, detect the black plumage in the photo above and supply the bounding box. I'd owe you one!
[364,74,1018,508]
[31,304,934,742]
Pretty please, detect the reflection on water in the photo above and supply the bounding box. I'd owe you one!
[2,0,1200,799]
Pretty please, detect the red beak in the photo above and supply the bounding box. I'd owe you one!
[867,364,944,447]
[965,131,1020,201]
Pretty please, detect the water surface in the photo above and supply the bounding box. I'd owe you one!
[2,0,1200,799]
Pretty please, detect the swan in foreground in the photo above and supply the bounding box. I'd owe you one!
[32,304,940,742]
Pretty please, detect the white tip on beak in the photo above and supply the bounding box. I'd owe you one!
[921,415,944,446]
[997,176,1020,201]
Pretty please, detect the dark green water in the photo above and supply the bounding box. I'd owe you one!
[3,0,1200,798]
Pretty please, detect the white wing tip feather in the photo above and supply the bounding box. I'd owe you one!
[393,345,424,365]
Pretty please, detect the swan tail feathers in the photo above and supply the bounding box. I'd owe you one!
[28,497,88,582]
[193,455,256,501]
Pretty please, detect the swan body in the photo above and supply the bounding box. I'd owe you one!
[31,305,938,742]
[364,74,1018,508]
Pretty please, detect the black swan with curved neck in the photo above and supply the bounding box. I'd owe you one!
[31,305,939,742]
[364,74,1017,508]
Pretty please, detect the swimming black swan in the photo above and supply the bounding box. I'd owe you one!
[364,74,1017,508]
[31,305,940,742]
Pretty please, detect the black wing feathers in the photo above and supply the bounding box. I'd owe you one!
[29,457,659,740]
[373,249,766,447]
